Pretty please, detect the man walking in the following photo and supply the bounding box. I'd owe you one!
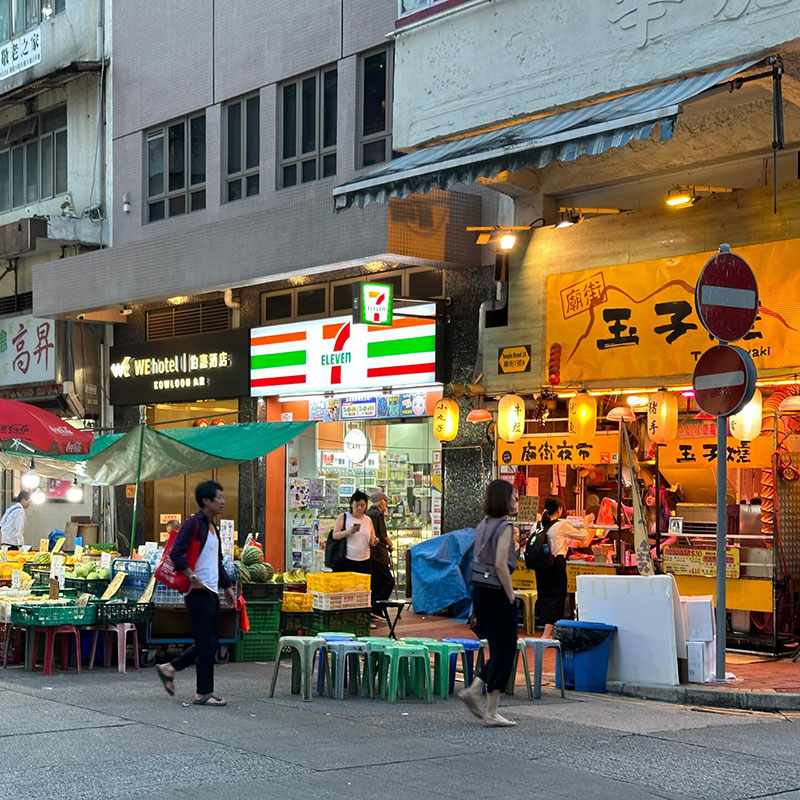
[156,480,235,706]
[366,491,395,615]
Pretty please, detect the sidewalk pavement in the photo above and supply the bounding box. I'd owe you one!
[389,611,800,712]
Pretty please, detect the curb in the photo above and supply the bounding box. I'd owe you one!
[606,680,800,712]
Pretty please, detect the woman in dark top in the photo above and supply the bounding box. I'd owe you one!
[459,479,519,727]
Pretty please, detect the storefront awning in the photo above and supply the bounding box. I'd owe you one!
[333,60,759,211]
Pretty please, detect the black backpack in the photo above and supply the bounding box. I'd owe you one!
[524,521,554,570]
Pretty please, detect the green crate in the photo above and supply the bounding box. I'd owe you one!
[245,600,280,632]
[231,631,280,662]
[10,603,98,626]
[65,577,109,597]
[310,608,370,637]
[241,582,284,601]
[280,611,313,635]
[96,601,153,625]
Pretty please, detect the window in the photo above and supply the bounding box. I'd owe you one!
[262,291,293,324]
[296,285,327,319]
[408,268,444,299]
[0,104,66,213]
[358,47,398,168]
[146,112,205,223]
[0,0,65,44]
[224,93,259,203]
[279,65,337,188]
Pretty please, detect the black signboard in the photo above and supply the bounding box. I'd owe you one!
[109,329,251,406]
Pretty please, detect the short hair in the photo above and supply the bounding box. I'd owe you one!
[166,519,180,530]
[195,480,223,508]
[483,479,514,518]
[15,490,30,502]
[349,490,369,509]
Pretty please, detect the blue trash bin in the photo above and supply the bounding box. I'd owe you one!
[554,620,616,693]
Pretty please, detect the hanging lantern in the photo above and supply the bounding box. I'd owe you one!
[647,389,678,445]
[432,398,459,442]
[497,394,526,442]
[729,388,762,442]
[568,392,597,441]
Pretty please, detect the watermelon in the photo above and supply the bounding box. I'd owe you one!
[262,562,275,581]
[234,560,252,582]
[248,563,271,582]
[241,546,262,566]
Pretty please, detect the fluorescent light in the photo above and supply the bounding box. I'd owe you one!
[626,395,647,407]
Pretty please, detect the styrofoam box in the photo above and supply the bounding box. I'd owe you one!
[687,639,716,683]
[681,596,715,642]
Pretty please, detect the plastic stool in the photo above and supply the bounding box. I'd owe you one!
[442,637,483,693]
[521,637,565,700]
[505,638,531,696]
[32,625,81,676]
[384,644,433,704]
[315,631,356,640]
[268,636,325,701]
[425,641,466,699]
[323,640,372,700]
[316,633,358,695]
[89,623,140,673]
[2,624,28,669]
[514,590,538,635]
[358,638,399,697]
[400,637,438,645]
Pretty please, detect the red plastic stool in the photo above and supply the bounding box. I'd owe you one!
[32,625,81,676]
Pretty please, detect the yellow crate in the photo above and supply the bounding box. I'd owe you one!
[281,592,314,612]
[306,572,371,593]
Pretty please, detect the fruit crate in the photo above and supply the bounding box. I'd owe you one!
[96,601,154,625]
[311,591,371,611]
[64,577,110,597]
[10,603,98,626]
[306,572,371,593]
[231,631,280,662]
[310,608,371,637]
[111,559,152,601]
[245,600,281,632]
[281,592,313,612]
[241,582,283,601]
[280,610,313,635]
[154,584,185,606]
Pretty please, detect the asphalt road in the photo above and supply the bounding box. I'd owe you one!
[1,660,799,800]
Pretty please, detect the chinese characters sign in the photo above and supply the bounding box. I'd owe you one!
[659,436,772,469]
[546,237,800,384]
[663,546,740,578]
[108,329,250,405]
[498,432,617,466]
[0,27,42,82]
[0,314,56,387]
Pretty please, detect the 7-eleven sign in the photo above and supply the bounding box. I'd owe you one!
[360,282,393,326]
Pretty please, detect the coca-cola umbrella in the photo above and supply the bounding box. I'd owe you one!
[0,399,93,456]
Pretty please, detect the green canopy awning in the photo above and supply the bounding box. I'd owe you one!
[1,421,313,486]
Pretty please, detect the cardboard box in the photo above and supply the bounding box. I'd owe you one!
[64,522,99,548]
[681,596,715,642]
[687,639,716,683]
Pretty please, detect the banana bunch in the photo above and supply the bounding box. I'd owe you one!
[279,568,307,585]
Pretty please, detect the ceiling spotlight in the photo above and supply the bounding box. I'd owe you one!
[21,459,40,490]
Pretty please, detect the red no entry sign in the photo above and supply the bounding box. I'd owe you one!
[695,249,758,342]
[692,345,757,417]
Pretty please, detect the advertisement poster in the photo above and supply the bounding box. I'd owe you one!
[289,478,310,510]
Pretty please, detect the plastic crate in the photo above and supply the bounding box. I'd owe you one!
[96,601,154,625]
[64,577,110,597]
[310,608,371,637]
[281,592,313,612]
[231,631,280,662]
[153,584,185,606]
[307,572,370,593]
[244,600,280,632]
[241,582,284,601]
[311,591,371,611]
[280,611,313,635]
[10,603,97,626]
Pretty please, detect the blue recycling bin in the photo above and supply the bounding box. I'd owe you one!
[554,620,617,693]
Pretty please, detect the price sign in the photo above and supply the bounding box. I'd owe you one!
[49,577,60,600]
[49,555,64,578]
[1,545,7,563]
[39,538,49,553]
[101,570,127,600]
[100,552,112,570]
[516,495,540,524]
[139,575,157,604]
[11,569,22,589]
[219,519,235,559]
[74,545,83,560]
[52,537,66,554]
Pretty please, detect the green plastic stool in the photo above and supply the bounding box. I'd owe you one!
[268,635,325,702]
[359,639,399,697]
[315,631,356,640]
[384,644,433,704]
[400,637,438,644]
[425,641,467,699]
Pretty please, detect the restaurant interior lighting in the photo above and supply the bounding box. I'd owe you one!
[625,395,648,408]
[666,184,734,209]
[21,459,40,490]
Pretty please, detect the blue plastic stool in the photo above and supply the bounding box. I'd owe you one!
[323,640,372,700]
[442,637,484,694]
[315,634,356,695]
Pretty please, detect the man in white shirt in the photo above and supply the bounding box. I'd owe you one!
[0,491,31,549]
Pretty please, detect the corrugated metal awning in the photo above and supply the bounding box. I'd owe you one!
[333,60,759,211]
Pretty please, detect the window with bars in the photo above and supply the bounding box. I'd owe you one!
[146,300,231,341]
[0,104,67,213]
[358,46,398,168]
[278,65,337,188]
[224,93,260,203]
[0,0,65,44]
[145,112,206,223]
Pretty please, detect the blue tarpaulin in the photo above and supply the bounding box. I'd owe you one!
[409,528,477,618]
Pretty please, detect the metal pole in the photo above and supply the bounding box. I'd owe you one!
[616,424,623,566]
[715,412,727,681]
[654,445,662,561]
[129,423,146,558]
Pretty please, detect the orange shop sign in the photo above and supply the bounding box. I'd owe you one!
[498,432,617,466]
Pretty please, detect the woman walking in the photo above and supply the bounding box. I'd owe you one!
[459,479,519,727]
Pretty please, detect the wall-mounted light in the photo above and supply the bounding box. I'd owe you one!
[556,207,621,228]
[467,219,545,251]
[666,185,734,209]
[119,305,133,316]
[122,193,131,214]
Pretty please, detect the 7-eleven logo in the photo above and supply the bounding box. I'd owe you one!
[322,322,351,385]
[361,282,393,326]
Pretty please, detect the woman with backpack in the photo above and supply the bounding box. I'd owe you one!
[458,479,519,728]
[530,496,595,640]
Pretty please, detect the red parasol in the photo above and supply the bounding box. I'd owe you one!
[0,399,94,456]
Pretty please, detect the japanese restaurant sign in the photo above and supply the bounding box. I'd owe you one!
[546,238,800,384]
[498,431,617,466]
[0,313,56,387]
[0,27,41,82]
[659,435,772,470]
[109,329,250,405]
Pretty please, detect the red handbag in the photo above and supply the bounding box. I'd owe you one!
[154,519,201,593]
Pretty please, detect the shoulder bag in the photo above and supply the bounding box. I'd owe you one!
[154,517,201,593]
[469,518,509,590]
[324,513,348,569]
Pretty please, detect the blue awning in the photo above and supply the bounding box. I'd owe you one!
[333,61,759,211]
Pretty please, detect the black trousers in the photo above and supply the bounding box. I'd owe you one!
[534,555,568,625]
[170,588,219,695]
[370,560,395,613]
[474,586,518,692]
[336,558,372,575]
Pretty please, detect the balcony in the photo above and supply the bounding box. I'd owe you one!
[396,0,474,28]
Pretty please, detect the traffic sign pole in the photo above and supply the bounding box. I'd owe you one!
[715,397,727,682]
